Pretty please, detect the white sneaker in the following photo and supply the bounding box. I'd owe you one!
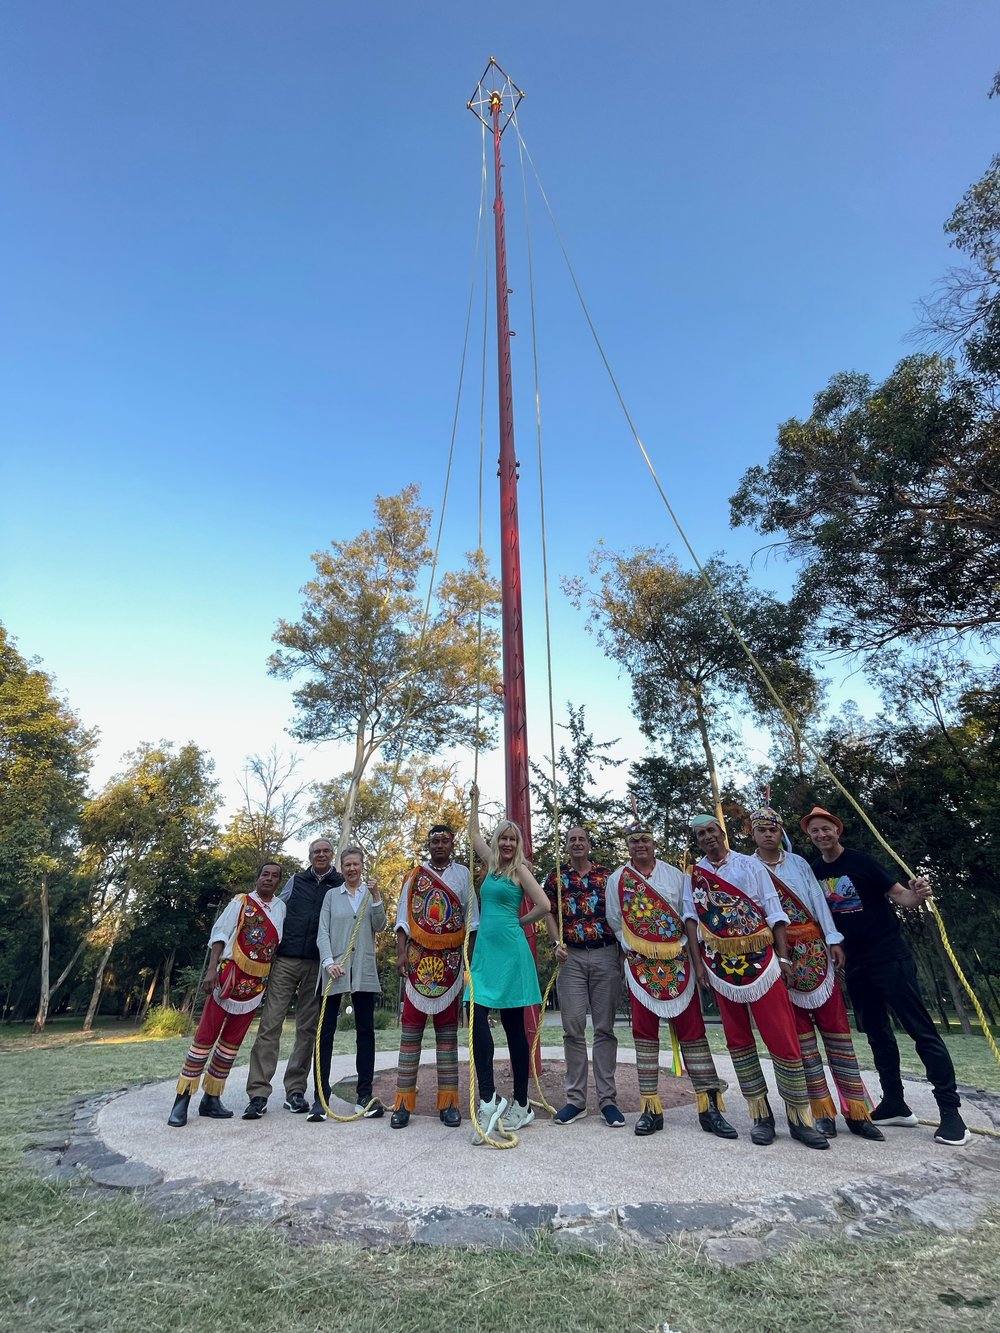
[470,1094,508,1144]
[501,1100,535,1132]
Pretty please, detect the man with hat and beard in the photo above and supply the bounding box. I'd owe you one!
[685,813,829,1149]
[802,806,970,1147]
[749,804,882,1141]
[606,819,736,1139]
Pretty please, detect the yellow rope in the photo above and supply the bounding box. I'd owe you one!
[512,122,1000,1075]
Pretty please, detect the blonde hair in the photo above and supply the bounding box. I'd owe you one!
[487,820,526,882]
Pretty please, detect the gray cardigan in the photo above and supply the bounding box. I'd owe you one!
[315,884,387,995]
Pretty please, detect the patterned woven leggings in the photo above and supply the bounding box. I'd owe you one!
[715,983,814,1126]
[794,989,873,1120]
[631,994,726,1115]
[393,995,460,1112]
[176,996,256,1097]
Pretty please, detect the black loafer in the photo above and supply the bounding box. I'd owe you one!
[390,1107,410,1128]
[789,1120,830,1149]
[815,1116,837,1138]
[751,1116,776,1146]
[846,1116,885,1141]
[440,1106,461,1128]
[634,1110,664,1136]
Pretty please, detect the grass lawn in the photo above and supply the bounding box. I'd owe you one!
[1,1020,999,1331]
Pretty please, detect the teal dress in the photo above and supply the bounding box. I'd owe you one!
[469,872,543,1009]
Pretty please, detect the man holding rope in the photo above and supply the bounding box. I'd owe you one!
[390,824,478,1129]
[802,806,970,1147]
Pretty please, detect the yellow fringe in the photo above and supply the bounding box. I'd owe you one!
[622,924,682,960]
[201,1073,226,1096]
[436,1088,460,1111]
[785,1103,816,1128]
[695,1090,727,1114]
[746,1094,771,1121]
[410,921,466,951]
[230,941,271,978]
[394,1089,417,1112]
[809,1095,838,1120]
[845,1097,872,1122]
[699,924,774,956]
[640,1094,663,1115]
[786,921,823,945]
[175,1075,200,1096]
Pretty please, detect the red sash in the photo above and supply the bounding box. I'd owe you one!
[763,866,835,1010]
[215,895,280,1014]
[690,865,779,1003]
[403,865,467,1014]
[619,864,694,1018]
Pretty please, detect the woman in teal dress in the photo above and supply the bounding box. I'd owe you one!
[469,784,559,1141]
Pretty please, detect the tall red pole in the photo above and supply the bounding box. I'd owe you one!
[489,89,532,860]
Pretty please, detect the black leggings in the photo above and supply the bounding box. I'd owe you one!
[472,1005,530,1106]
[314,991,377,1104]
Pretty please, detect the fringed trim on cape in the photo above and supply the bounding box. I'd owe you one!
[230,940,273,977]
[404,971,464,1016]
[788,964,837,1011]
[436,1088,460,1110]
[625,960,696,1019]
[394,1089,417,1112]
[212,987,265,1016]
[410,920,466,951]
[640,1094,663,1115]
[699,924,774,956]
[622,923,683,959]
[786,921,823,945]
[705,953,781,1004]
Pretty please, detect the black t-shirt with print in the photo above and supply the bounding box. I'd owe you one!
[809,847,909,964]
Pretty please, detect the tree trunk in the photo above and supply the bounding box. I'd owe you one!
[136,966,160,1023]
[337,726,369,857]
[32,871,52,1034]
[161,947,177,1008]
[46,936,89,1007]
[693,697,725,830]
[82,934,117,1034]
[926,913,973,1036]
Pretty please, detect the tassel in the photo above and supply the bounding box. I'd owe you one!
[394,1089,417,1112]
[623,924,682,960]
[785,1102,816,1128]
[746,1094,771,1121]
[175,1074,201,1096]
[696,1091,710,1114]
[670,1025,683,1078]
[640,1094,664,1115]
[436,1088,460,1111]
[809,1095,838,1120]
[844,1097,873,1121]
[699,925,774,956]
[202,1073,227,1096]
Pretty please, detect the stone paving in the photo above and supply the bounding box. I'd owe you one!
[22,1045,1000,1265]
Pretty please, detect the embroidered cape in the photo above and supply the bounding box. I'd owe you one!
[763,866,836,1011]
[619,864,695,1019]
[690,865,779,1004]
[403,865,468,1015]
[214,895,280,1015]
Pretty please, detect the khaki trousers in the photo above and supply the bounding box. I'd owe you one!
[245,955,321,1100]
[557,945,620,1109]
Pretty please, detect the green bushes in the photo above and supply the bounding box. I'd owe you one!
[140,1006,192,1039]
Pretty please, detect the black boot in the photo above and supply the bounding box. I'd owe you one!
[789,1118,830,1149]
[815,1116,837,1138]
[750,1099,776,1146]
[698,1090,738,1139]
[199,1093,234,1119]
[845,1116,885,1141]
[167,1092,190,1127]
[634,1110,664,1136]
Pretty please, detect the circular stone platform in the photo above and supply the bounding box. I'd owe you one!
[83,1045,1000,1257]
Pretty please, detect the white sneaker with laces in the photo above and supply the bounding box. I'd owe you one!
[501,1100,535,1132]
[470,1094,508,1144]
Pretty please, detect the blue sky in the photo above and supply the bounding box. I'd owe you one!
[3,2,998,828]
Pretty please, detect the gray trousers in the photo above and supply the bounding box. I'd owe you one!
[558,945,620,1109]
[245,955,321,1100]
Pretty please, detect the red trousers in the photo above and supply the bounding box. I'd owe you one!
[715,982,803,1062]
[177,995,257,1096]
[630,992,706,1043]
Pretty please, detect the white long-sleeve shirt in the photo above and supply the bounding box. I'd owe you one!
[606,859,685,949]
[684,849,789,929]
[209,890,286,959]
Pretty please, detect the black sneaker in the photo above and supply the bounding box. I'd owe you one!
[242,1096,268,1120]
[306,1100,327,1122]
[283,1091,309,1114]
[933,1108,971,1146]
[871,1098,918,1127]
[356,1097,385,1119]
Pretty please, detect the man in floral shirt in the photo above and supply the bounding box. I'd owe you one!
[543,827,624,1126]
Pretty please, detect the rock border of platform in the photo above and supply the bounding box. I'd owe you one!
[21,1080,1000,1266]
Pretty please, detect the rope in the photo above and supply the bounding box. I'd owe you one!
[311,889,379,1122]
[511,123,1000,1075]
